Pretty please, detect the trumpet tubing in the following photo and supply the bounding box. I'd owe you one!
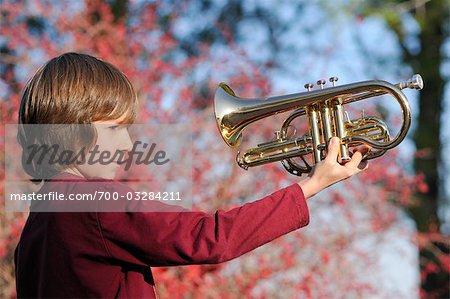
[214,74,423,176]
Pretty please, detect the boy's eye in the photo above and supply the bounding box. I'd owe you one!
[108,125,131,130]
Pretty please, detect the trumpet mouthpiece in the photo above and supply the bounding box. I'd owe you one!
[399,74,424,90]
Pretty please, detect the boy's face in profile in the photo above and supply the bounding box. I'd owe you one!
[68,114,133,180]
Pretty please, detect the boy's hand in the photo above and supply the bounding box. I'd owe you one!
[298,137,369,199]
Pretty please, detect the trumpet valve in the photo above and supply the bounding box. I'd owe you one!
[317,79,326,89]
[329,76,339,87]
[304,83,314,91]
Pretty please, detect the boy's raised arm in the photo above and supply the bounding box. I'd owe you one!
[96,182,308,267]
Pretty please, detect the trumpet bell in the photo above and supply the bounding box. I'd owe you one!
[214,83,244,148]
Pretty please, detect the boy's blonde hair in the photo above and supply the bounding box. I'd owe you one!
[18,52,138,182]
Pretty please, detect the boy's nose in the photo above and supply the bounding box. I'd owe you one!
[118,130,133,152]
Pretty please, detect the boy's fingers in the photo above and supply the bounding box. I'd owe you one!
[345,151,363,169]
[325,137,340,162]
[351,145,371,156]
[358,159,369,170]
[346,146,370,170]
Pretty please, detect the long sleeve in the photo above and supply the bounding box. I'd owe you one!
[96,183,309,267]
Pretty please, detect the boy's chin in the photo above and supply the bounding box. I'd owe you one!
[96,171,118,180]
[97,174,117,180]
[86,169,119,180]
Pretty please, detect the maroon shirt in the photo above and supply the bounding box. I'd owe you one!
[15,173,309,298]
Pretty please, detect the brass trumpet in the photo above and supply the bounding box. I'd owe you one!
[214,75,423,176]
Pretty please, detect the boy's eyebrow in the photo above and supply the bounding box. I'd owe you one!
[104,123,129,126]
[94,119,132,125]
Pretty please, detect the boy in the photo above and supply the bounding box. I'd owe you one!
[14,52,368,298]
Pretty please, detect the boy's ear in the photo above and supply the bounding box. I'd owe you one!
[19,124,99,181]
